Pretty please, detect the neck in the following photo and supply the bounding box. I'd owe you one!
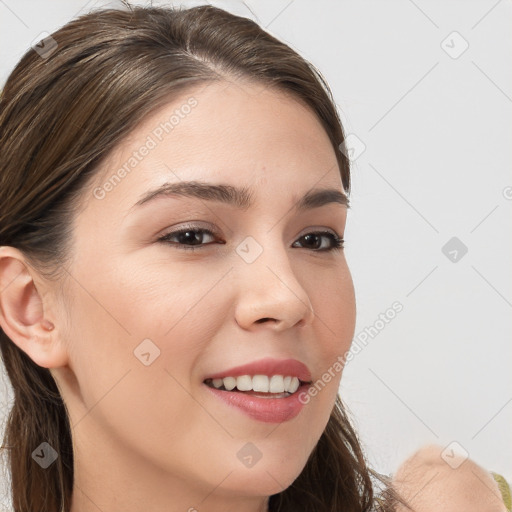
[68,421,270,512]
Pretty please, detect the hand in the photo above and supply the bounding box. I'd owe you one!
[391,444,508,512]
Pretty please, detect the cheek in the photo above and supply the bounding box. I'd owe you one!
[308,263,356,360]
[61,256,224,414]
[60,265,230,473]
[290,263,355,437]
[110,256,226,330]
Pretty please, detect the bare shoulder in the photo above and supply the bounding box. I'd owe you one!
[391,444,508,512]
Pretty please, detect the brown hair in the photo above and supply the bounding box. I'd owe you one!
[0,3,411,511]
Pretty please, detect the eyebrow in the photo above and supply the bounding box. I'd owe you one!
[130,180,350,212]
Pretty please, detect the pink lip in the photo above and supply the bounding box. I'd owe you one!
[204,383,311,423]
[203,357,312,423]
[204,357,312,382]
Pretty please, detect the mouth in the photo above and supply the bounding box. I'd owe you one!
[203,375,312,399]
[202,375,313,423]
[202,357,313,423]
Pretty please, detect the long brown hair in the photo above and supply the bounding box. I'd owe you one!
[0,4,411,511]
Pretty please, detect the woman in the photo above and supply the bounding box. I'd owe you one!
[0,3,508,512]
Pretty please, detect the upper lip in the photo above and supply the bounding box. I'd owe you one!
[204,357,312,382]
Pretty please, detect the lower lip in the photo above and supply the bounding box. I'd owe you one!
[204,383,310,423]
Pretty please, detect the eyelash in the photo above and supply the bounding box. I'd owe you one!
[157,226,345,252]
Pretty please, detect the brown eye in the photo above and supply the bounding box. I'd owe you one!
[157,227,219,250]
[292,231,344,252]
[157,226,344,253]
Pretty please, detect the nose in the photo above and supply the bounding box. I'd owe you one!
[232,241,315,332]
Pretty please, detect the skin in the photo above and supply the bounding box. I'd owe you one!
[392,444,508,512]
[0,79,355,512]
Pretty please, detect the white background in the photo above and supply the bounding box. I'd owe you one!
[1,0,511,506]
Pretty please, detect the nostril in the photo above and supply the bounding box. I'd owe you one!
[255,318,274,324]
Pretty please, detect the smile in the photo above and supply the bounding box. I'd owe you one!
[204,374,306,395]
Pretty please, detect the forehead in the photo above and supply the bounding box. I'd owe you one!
[83,79,343,217]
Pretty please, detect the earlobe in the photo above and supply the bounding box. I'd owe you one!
[0,246,66,369]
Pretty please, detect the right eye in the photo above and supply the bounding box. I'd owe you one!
[157,226,222,251]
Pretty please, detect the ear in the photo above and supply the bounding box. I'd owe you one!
[0,246,68,369]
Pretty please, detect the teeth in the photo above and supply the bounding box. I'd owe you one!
[250,375,267,392]
[288,376,300,393]
[269,375,285,393]
[208,374,303,394]
[212,378,223,388]
[222,376,236,391]
[236,375,252,391]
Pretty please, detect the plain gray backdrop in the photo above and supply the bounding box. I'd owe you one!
[1,0,511,508]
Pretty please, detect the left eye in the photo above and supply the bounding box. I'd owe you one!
[157,227,344,252]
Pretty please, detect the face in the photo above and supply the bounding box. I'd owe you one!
[50,79,356,501]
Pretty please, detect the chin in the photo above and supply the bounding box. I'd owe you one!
[222,465,302,497]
